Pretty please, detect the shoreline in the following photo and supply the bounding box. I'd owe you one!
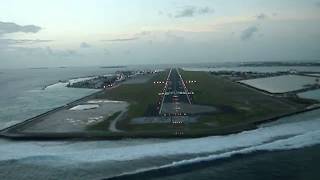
[0,90,104,137]
[1,99,319,141]
[1,70,320,141]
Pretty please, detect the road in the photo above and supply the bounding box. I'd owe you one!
[108,110,126,133]
[159,68,192,115]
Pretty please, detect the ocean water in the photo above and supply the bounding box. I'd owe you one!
[151,145,320,180]
[239,75,319,93]
[299,89,320,101]
[0,108,319,179]
[0,65,169,129]
[0,67,121,129]
[183,66,320,73]
[0,66,320,180]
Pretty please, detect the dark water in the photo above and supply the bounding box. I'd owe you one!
[0,65,166,129]
[160,146,320,180]
[108,145,320,180]
[0,67,116,129]
[0,65,320,180]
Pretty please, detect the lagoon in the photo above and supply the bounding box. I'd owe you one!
[239,75,318,93]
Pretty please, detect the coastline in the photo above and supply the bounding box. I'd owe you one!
[1,94,319,140]
[1,69,320,141]
[0,90,104,139]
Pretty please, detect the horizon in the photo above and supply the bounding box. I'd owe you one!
[2,60,320,70]
[1,0,320,68]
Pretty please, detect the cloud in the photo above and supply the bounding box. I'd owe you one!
[0,39,52,50]
[256,13,268,20]
[103,48,110,55]
[102,37,139,42]
[165,31,185,43]
[0,22,45,51]
[241,26,259,41]
[175,7,196,18]
[46,46,53,55]
[173,6,214,18]
[198,7,213,14]
[66,50,77,56]
[46,46,78,57]
[2,39,52,44]
[0,21,41,35]
[124,50,131,55]
[316,2,320,7]
[80,42,91,48]
[135,31,151,36]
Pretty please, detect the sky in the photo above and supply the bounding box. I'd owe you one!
[0,0,320,68]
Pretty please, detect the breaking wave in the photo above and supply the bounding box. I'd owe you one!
[0,109,320,178]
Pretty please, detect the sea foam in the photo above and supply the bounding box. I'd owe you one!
[0,109,319,167]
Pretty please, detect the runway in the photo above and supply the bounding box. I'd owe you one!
[159,68,192,115]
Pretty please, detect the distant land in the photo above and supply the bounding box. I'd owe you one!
[100,65,127,69]
[29,67,49,69]
[239,61,320,67]
[1,67,320,140]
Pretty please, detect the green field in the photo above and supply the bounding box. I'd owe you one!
[92,70,308,137]
[181,70,305,128]
[2,69,312,140]
[96,71,168,131]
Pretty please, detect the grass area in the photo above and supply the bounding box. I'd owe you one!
[181,70,305,127]
[96,71,168,130]
[87,111,121,131]
[90,69,307,137]
[4,70,315,140]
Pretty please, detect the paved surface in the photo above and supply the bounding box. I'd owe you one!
[159,68,192,115]
[21,100,128,133]
[109,110,126,132]
[131,116,198,124]
[122,74,155,84]
[161,103,216,115]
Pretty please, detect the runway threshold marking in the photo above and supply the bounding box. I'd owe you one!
[159,68,173,115]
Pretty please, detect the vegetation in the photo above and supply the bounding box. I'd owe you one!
[91,70,308,137]
[96,71,168,130]
[3,70,313,139]
[180,70,306,128]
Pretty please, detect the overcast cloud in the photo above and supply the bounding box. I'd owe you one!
[0,0,319,68]
[0,21,41,35]
[241,26,259,40]
[256,13,268,20]
[173,6,214,18]
[80,42,91,48]
[102,37,140,42]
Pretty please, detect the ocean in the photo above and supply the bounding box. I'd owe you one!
[0,65,320,180]
[0,66,114,129]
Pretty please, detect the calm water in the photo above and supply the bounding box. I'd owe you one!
[0,67,117,129]
[0,65,319,180]
[0,65,165,129]
[240,75,319,93]
[183,66,320,73]
[299,89,320,101]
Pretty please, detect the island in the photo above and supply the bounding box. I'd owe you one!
[0,67,319,140]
